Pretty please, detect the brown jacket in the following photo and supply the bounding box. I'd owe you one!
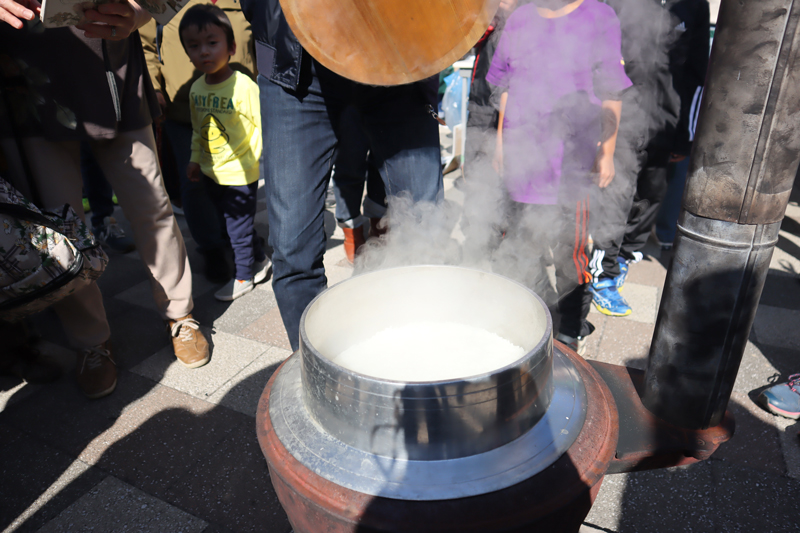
[140,0,257,125]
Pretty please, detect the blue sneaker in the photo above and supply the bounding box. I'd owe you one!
[614,256,629,290]
[588,278,632,317]
[758,374,800,419]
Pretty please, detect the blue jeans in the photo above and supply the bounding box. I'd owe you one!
[259,63,443,350]
[80,142,115,229]
[162,120,227,254]
[655,157,690,244]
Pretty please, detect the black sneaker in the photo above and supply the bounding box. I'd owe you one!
[94,216,135,254]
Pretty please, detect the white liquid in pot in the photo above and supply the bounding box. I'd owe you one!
[333,321,526,381]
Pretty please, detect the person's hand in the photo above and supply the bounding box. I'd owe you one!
[187,162,201,183]
[593,151,615,188]
[77,0,149,40]
[0,0,40,29]
[493,137,504,176]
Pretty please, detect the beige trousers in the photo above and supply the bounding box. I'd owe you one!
[1,126,193,349]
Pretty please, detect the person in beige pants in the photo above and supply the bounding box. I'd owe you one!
[0,0,210,398]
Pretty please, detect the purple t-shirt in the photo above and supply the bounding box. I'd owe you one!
[487,0,632,204]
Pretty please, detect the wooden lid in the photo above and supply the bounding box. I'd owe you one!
[280,0,500,86]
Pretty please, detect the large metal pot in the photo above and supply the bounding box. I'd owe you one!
[265,265,589,500]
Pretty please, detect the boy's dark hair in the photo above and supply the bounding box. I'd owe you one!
[179,4,235,49]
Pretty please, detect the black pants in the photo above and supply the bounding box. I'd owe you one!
[492,198,594,339]
[590,136,670,282]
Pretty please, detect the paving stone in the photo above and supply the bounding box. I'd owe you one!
[759,272,800,310]
[105,304,172,369]
[114,279,160,312]
[734,340,791,394]
[589,283,659,325]
[711,459,800,533]
[582,473,625,532]
[191,288,279,336]
[625,255,669,289]
[0,423,106,533]
[38,476,207,533]
[207,347,291,417]
[593,319,655,370]
[778,419,800,480]
[130,329,267,400]
[613,462,717,533]
[714,392,786,476]
[0,371,158,461]
[95,253,151,299]
[772,231,800,276]
[165,417,291,533]
[752,304,800,350]
[239,306,293,351]
[87,391,235,495]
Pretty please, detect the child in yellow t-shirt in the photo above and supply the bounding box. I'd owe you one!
[181,4,270,301]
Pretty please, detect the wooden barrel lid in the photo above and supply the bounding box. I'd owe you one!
[279,0,500,86]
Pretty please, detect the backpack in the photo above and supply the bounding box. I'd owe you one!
[0,176,108,322]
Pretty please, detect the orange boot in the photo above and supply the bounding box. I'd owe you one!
[343,226,367,264]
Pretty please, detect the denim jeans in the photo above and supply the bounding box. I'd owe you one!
[259,62,443,350]
[80,141,115,229]
[162,120,227,254]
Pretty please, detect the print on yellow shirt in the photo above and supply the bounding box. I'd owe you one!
[200,113,229,154]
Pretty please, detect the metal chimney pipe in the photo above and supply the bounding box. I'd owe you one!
[642,0,800,429]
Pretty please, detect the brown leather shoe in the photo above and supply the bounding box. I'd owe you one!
[342,226,367,264]
[76,341,117,399]
[369,217,387,239]
[167,314,210,368]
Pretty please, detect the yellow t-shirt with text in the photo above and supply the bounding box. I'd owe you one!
[189,71,262,185]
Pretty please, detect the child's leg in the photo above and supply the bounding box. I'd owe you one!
[492,202,558,306]
[207,179,259,281]
[551,196,593,339]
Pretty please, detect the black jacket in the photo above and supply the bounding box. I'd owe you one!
[240,0,304,90]
[668,0,710,155]
[239,0,439,104]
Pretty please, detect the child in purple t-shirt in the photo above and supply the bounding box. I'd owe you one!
[487,0,632,354]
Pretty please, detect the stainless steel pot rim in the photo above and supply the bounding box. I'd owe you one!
[269,347,587,501]
[298,265,554,386]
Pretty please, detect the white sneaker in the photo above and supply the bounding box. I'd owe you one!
[214,278,254,301]
[253,257,272,285]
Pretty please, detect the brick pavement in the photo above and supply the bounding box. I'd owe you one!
[1,171,799,532]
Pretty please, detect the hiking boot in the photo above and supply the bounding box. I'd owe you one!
[758,374,800,419]
[614,256,629,290]
[214,278,254,301]
[94,216,135,254]
[343,226,367,264]
[76,342,117,399]
[167,314,210,368]
[555,333,587,357]
[589,278,632,317]
[253,256,272,285]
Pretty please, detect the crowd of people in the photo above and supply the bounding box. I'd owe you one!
[0,0,798,425]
